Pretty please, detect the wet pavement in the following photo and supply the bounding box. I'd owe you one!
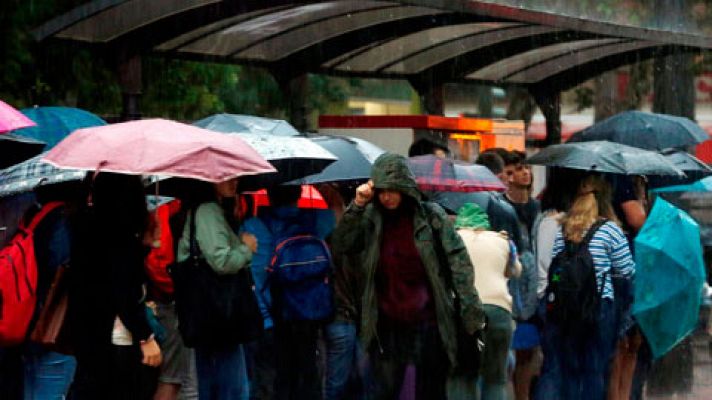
[647,333,712,399]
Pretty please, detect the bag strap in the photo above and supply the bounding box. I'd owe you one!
[188,207,201,261]
[21,201,64,232]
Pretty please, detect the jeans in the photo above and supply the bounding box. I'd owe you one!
[324,322,357,400]
[480,305,514,400]
[23,344,76,400]
[535,300,617,400]
[195,344,249,400]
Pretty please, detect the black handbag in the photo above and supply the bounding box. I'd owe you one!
[170,208,263,348]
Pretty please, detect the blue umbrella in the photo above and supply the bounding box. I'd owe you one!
[568,111,709,150]
[14,106,106,150]
[633,198,706,358]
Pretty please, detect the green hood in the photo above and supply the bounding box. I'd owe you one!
[370,153,421,201]
[455,203,491,230]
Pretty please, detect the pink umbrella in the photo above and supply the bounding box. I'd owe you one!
[41,119,276,182]
[0,100,36,133]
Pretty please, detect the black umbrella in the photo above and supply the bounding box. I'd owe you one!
[0,133,46,169]
[527,141,683,176]
[648,148,712,188]
[290,136,385,184]
[567,111,708,150]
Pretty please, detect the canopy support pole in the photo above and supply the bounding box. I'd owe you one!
[275,73,309,133]
[117,54,142,121]
[532,89,562,146]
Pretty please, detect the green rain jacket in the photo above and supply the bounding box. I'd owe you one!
[331,153,485,369]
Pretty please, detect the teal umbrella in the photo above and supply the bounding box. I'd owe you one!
[14,106,106,150]
[652,176,712,193]
[633,198,706,358]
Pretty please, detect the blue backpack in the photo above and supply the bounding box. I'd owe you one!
[268,235,334,321]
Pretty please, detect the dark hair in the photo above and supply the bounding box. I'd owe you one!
[89,173,148,238]
[501,151,524,166]
[540,168,584,212]
[476,152,505,175]
[267,185,302,207]
[408,138,449,157]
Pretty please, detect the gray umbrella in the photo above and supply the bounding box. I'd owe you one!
[527,141,684,176]
[0,154,85,198]
[194,114,300,136]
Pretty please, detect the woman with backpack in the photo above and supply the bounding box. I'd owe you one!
[331,153,486,399]
[175,178,258,400]
[537,174,635,400]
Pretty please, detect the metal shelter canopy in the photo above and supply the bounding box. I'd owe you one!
[35,0,712,95]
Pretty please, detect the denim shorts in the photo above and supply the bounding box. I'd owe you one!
[511,322,540,350]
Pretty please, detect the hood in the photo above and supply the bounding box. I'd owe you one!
[454,202,491,230]
[370,153,421,201]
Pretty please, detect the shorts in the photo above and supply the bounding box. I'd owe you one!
[511,321,540,350]
[154,302,194,385]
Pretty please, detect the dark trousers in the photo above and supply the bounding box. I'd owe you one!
[247,328,277,400]
[274,321,321,400]
[71,345,158,400]
[367,319,448,400]
[536,300,617,400]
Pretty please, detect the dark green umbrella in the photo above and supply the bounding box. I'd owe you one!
[567,111,708,150]
[527,141,684,176]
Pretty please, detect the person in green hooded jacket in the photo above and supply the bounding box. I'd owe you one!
[331,153,485,399]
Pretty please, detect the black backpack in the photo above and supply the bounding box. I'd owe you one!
[545,219,607,335]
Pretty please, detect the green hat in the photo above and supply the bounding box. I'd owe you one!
[454,203,491,230]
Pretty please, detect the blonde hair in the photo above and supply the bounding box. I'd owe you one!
[561,174,620,243]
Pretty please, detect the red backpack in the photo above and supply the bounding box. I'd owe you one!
[0,202,63,346]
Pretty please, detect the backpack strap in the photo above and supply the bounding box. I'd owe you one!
[581,219,608,247]
[21,202,64,232]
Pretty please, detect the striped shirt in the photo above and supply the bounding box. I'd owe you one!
[552,221,635,299]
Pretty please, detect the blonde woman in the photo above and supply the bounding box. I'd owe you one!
[536,174,635,400]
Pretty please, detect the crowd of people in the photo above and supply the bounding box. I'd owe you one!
[0,138,659,400]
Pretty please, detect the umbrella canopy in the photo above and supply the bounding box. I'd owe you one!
[14,106,106,149]
[407,155,507,193]
[0,100,35,133]
[0,154,85,198]
[0,134,46,169]
[246,185,328,210]
[41,119,276,182]
[647,148,712,188]
[568,111,708,150]
[291,136,385,184]
[652,176,712,193]
[633,198,706,358]
[527,141,684,176]
[231,133,337,188]
[194,114,300,136]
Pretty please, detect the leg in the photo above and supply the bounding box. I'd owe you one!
[292,321,321,400]
[324,322,357,400]
[480,306,514,400]
[250,328,276,400]
[153,302,192,400]
[23,345,77,400]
